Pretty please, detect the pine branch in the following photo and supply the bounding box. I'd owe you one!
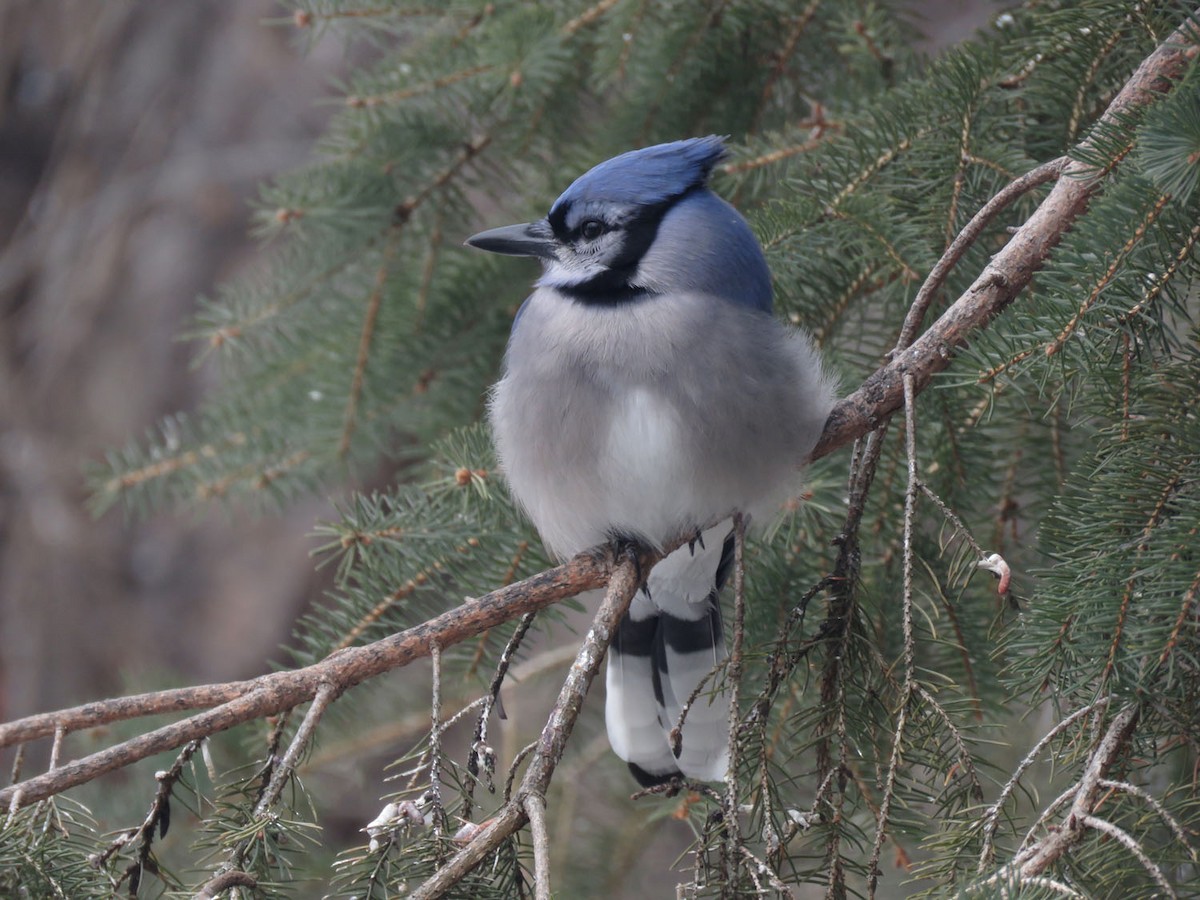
[193,870,258,899]
[811,15,1200,462]
[15,7,1194,795]
[866,374,919,899]
[722,512,748,890]
[977,696,1116,871]
[0,547,627,811]
[994,704,1143,882]
[522,792,551,900]
[407,544,646,899]
[7,8,1200,896]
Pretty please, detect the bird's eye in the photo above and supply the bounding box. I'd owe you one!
[580,219,605,240]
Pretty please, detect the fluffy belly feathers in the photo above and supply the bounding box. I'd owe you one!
[492,375,708,558]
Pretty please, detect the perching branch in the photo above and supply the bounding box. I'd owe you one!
[0,548,631,811]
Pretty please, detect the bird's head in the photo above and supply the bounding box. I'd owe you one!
[466,136,771,310]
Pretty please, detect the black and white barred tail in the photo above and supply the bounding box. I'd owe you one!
[605,527,734,785]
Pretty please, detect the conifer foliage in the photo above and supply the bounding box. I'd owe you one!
[3,1,1199,897]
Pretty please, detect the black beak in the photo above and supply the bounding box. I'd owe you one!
[465,221,556,259]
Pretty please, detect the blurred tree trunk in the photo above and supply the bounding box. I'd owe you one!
[0,1,337,719]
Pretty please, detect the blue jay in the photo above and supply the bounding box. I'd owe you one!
[467,137,834,786]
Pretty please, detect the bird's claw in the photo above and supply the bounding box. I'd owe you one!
[610,534,651,598]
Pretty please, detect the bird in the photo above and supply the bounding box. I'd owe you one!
[466,136,834,786]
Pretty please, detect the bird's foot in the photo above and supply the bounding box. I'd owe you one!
[609,533,652,598]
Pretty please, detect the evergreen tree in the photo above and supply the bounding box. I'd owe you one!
[2,1,1198,897]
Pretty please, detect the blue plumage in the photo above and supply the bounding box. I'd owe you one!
[549,136,727,215]
[468,137,834,786]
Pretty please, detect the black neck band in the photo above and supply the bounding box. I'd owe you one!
[558,268,657,306]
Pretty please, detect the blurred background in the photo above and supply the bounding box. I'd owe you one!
[0,1,350,721]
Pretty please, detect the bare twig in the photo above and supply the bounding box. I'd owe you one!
[817,426,887,899]
[409,547,646,899]
[1080,814,1175,897]
[428,644,445,837]
[979,696,1114,870]
[254,681,338,819]
[895,155,1067,350]
[669,657,729,758]
[388,698,488,790]
[466,609,538,819]
[190,681,343,893]
[750,576,831,726]
[1098,779,1198,861]
[89,740,201,882]
[867,374,920,897]
[1015,784,1080,858]
[192,870,258,900]
[394,649,578,796]
[503,740,539,803]
[968,871,1083,897]
[917,480,988,560]
[47,726,65,772]
[739,844,795,898]
[913,684,984,803]
[990,704,1141,881]
[523,792,552,900]
[721,513,749,889]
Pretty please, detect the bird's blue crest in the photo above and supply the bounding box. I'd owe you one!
[549,136,727,216]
